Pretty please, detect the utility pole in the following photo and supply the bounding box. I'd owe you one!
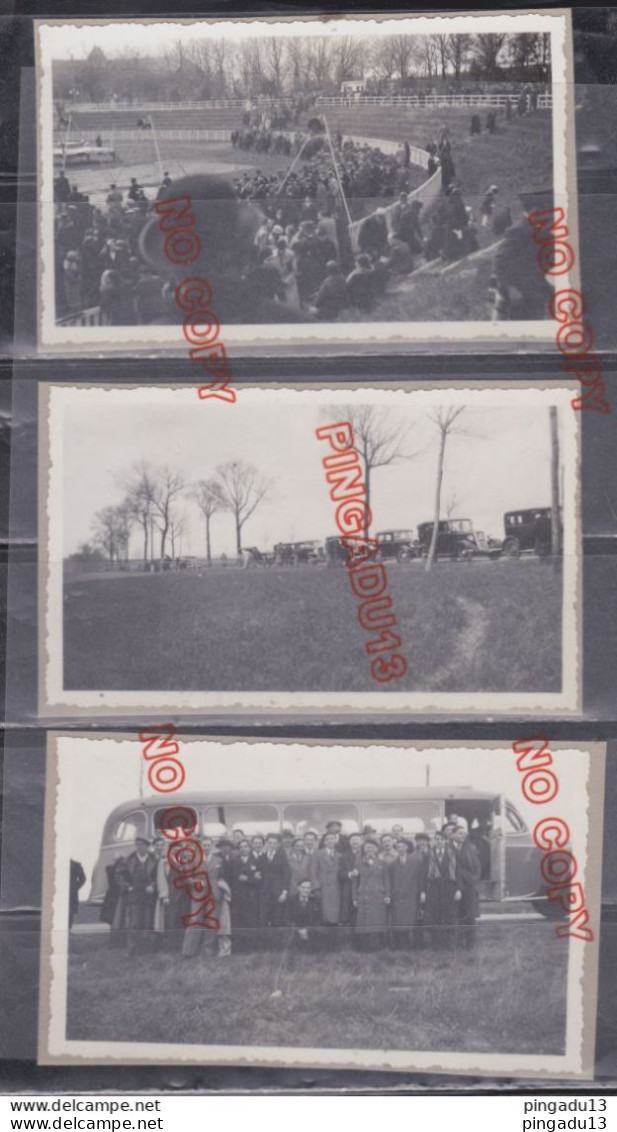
[549,407,561,566]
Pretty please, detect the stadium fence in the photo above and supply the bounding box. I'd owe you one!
[66,92,552,113]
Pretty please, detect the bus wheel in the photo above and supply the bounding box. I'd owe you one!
[502,538,520,559]
[532,897,567,920]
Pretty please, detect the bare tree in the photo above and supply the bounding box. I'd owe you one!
[338,405,415,537]
[446,33,471,79]
[121,461,158,563]
[424,407,466,573]
[444,490,464,520]
[263,36,287,95]
[307,38,333,87]
[152,467,186,559]
[434,34,451,79]
[216,460,272,556]
[420,36,440,79]
[471,33,507,79]
[169,511,188,558]
[333,36,364,84]
[389,33,418,81]
[370,39,398,82]
[192,478,227,564]
[92,505,127,562]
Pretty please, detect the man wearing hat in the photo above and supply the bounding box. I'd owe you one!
[125,836,157,955]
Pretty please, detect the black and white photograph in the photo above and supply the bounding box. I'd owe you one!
[38,734,603,1075]
[36,11,577,352]
[39,382,580,718]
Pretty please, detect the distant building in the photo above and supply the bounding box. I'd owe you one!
[340,79,367,98]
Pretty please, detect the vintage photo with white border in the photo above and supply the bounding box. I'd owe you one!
[38,734,604,1076]
[39,381,581,719]
[36,10,577,353]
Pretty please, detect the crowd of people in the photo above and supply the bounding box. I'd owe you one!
[53,170,175,322]
[53,91,530,325]
[90,816,487,962]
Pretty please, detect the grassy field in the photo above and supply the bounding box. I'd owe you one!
[66,922,567,1055]
[64,560,562,693]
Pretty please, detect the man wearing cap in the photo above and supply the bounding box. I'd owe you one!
[319,820,349,853]
[125,836,157,955]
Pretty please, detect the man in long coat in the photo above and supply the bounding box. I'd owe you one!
[227,838,262,953]
[352,840,391,951]
[454,827,482,949]
[310,832,342,945]
[125,837,157,955]
[388,839,424,949]
[258,833,291,948]
[424,829,459,950]
[338,832,363,926]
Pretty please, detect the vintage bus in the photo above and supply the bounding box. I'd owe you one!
[89,786,556,917]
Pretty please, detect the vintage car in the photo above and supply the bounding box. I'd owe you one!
[375,529,421,562]
[324,536,348,566]
[89,786,560,918]
[502,507,559,557]
[274,540,325,565]
[416,518,502,560]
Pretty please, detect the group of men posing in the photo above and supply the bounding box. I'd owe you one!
[97,817,484,961]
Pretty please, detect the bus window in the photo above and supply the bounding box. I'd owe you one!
[154,806,198,838]
[283,803,359,837]
[113,811,146,843]
[362,801,441,834]
[202,804,280,839]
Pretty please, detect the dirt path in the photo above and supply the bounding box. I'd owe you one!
[429,594,490,691]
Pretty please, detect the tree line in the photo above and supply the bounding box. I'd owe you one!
[85,459,271,565]
[55,31,551,104]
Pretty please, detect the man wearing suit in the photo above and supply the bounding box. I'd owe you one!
[424,828,459,950]
[288,878,322,964]
[388,839,424,949]
[454,826,482,949]
[258,833,291,948]
[310,831,342,945]
[125,837,157,955]
[318,820,349,853]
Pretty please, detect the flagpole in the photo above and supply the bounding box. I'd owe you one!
[321,112,352,228]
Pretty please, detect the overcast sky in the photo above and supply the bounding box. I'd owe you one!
[38,16,543,62]
[53,385,570,559]
[57,737,591,889]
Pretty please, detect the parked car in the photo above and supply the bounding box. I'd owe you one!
[325,536,348,566]
[416,518,502,561]
[274,540,325,565]
[375,529,421,562]
[502,508,559,557]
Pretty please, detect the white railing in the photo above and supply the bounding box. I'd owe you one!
[317,93,552,109]
[63,92,551,113]
[67,99,255,112]
[57,307,107,327]
[348,168,442,254]
[55,128,233,143]
[346,135,429,168]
